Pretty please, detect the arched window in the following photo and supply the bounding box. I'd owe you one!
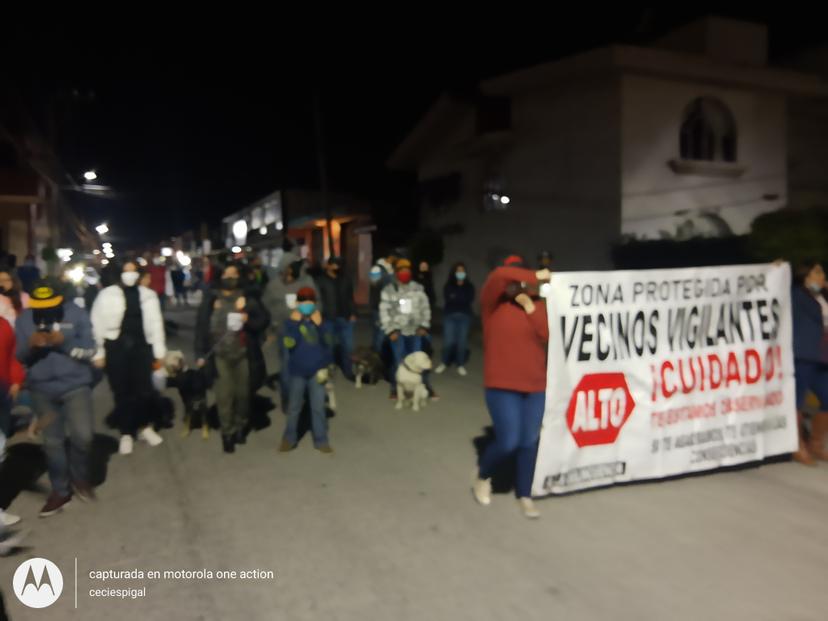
[679,98,737,162]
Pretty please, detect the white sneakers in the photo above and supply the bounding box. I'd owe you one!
[518,498,541,519]
[472,476,492,506]
[436,364,468,376]
[0,511,21,527]
[472,474,541,519]
[139,427,164,447]
[119,435,133,455]
[121,429,163,455]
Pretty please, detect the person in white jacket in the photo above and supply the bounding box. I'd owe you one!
[91,260,167,455]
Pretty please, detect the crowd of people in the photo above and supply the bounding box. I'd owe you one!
[0,247,826,539]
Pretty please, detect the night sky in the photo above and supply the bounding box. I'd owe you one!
[5,9,826,248]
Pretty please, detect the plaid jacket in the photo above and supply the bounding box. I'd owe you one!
[379,281,431,336]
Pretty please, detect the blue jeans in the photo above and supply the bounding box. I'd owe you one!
[283,375,328,447]
[32,387,94,497]
[794,360,828,409]
[333,318,355,378]
[279,340,291,406]
[371,312,385,353]
[442,312,471,367]
[478,389,546,498]
[390,335,423,390]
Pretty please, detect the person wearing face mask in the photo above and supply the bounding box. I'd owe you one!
[791,259,828,465]
[0,298,25,527]
[368,263,391,353]
[435,262,475,377]
[379,258,432,399]
[262,252,319,406]
[16,278,97,517]
[90,261,167,455]
[472,256,551,520]
[0,269,29,328]
[279,287,334,453]
[415,261,436,310]
[195,263,269,453]
[16,255,40,295]
[315,257,356,380]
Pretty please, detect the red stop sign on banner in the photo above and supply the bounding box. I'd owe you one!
[565,373,635,448]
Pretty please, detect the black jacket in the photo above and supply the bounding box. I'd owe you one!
[194,289,270,390]
[316,273,355,321]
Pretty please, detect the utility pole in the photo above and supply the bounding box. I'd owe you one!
[313,93,335,258]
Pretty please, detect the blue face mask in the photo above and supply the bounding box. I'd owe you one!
[369,272,382,283]
[298,302,316,316]
[456,272,467,281]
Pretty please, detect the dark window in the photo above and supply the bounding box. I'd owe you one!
[476,97,511,135]
[419,173,462,211]
[679,98,737,162]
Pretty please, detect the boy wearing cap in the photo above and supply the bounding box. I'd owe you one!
[279,287,334,453]
[16,279,97,517]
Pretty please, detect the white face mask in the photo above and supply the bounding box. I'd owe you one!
[121,272,140,287]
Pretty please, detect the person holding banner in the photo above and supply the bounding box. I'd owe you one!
[472,255,550,519]
[792,260,828,464]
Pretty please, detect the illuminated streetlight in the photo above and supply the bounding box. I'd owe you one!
[96,223,109,235]
[101,259,110,265]
[259,226,267,235]
[161,247,173,257]
[232,219,248,242]
[84,170,98,182]
[231,246,242,254]
[276,221,284,231]
[500,195,511,205]
[93,250,101,256]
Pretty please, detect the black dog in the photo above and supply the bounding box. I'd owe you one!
[164,352,218,439]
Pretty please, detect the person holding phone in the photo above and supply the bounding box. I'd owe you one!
[91,261,167,456]
[195,263,268,454]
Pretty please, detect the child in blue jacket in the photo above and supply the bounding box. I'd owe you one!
[279,287,334,453]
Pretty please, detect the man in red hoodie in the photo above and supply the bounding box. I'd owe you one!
[472,255,551,519]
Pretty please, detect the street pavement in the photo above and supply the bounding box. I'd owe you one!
[1,306,827,621]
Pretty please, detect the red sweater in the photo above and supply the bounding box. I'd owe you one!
[0,319,25,389]
[481,267,549,393]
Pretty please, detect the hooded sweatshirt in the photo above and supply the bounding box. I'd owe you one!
[262,253,321,329]
[481,267,548,393]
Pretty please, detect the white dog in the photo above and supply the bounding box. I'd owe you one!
[395,351,432,411]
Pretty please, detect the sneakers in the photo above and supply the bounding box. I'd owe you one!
[0,511,21,527]
[222,435,236,454]
[39,493,71,518]
[435,364,447,374]
[278,439,295,453]
[119,434,134,455]
[72,481,97,503]
[139,427,164,447]
[316,444,334,454]
[458,366,468,377]
[518,497,540,519]
[472,476,492,506]
[389,390,398,401]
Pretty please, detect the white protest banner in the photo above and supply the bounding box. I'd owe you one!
[532,263,797,496]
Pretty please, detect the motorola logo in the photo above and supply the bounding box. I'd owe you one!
[13,558,64,608]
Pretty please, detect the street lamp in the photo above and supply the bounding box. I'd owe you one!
[161,247,173,258]
[84,170,98,182]
[96,223,109,235]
